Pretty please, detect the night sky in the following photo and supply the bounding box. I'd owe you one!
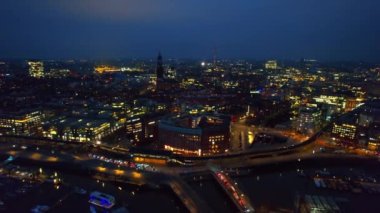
[1,0,379,61]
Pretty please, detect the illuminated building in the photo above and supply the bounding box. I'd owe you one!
[358,101,380,149]
[180,78,202,89]
[313,95,345,108]
[368,122,380,150]
[158,114,230,156]
[94,65,120,74]
[125,100,162,143]
[147,74,157,91]
[120,67,144,72]
[289,96,301,121]
[265,60,277,70]
[129,147,171,165]
[0,111,42,136]
[313,95,348,121]
[295,107,321,134]
[46,69,70,78]
[126,117,159,143]
[222,81,239,89]
[28,60,44,78]
[155,52,180,91]
[126,117,143,142]
[331,123,357,142]
[345,98,364,112]
[42,117,112,142]
[166,66,176,79]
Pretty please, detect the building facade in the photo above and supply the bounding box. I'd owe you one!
[331,123,357,143]
[28,60,44,78]
[295,107,321,135]
[0,111,43,136]
[158,114,231,156]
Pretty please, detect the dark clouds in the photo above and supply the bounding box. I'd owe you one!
[0,0,379,61]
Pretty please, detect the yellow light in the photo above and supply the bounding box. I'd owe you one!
[114,169,124,175]
[134,157,143,162]
[132,171,142,179]
[97,166,106,172]
[46,156,58,162]
[31,153,42,160]
[248,131,254,144]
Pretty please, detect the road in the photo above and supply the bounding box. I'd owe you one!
[209,164,254,212]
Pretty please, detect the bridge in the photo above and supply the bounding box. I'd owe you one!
[209,165,255,212]
[165,176,212,213]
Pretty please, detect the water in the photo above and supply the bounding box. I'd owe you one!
[188,165,380,213]
[234,167,380,212]
[189,177,238,213]
[1,172,187,213]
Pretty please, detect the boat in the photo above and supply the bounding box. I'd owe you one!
[89,191,115,209]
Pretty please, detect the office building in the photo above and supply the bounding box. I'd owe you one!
[28,60,44,78]
[331,123,357,142]
[265,60,278,70]
[158,114,231,156]
[295,107,321,134]
[0,111,43,136]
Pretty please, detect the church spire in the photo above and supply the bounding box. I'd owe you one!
[156,52,164,79]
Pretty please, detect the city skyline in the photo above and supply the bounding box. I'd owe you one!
[1,1,380,213]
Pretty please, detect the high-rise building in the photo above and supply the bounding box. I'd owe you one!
[295,107,321,134]
[265,60,278,70]
[28,60,44,78]
[156,52,164,79]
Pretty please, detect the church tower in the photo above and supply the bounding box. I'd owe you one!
[156,52,164,79]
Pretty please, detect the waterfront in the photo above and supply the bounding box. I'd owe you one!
[236,168,380,212]
[187,164,380,213]
[1,170,187,213]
